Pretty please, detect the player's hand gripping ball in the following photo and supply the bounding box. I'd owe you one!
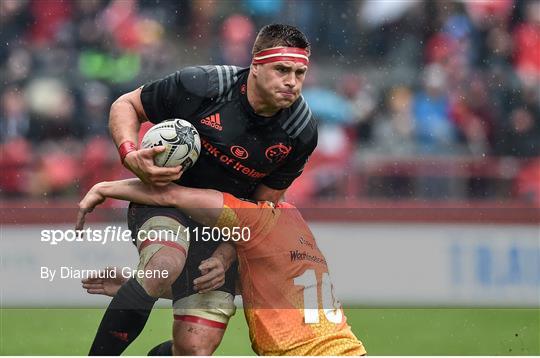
[141,119,201,169]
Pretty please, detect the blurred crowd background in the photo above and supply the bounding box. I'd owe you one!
[1,0,539,205]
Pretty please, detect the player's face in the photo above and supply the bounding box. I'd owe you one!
[256,61,308,109]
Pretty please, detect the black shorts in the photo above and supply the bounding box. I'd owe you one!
[127,203,238,302]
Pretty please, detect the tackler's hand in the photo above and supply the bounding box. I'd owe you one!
[81,267,127,297]
[76,183,107,231]
[193,257,226,293]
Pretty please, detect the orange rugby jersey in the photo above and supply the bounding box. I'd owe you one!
[217,193,366,356]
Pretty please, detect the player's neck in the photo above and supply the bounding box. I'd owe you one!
[246,73,279,117]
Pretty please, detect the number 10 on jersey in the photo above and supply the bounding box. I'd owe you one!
[294,269,344,324]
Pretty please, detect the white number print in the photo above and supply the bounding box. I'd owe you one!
[293,269,343,324]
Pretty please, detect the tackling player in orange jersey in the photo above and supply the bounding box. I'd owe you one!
[77,178,366,356]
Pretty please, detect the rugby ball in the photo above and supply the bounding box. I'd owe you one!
[141,119,201,169]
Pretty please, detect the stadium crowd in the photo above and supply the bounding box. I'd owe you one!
[1,0,539,203]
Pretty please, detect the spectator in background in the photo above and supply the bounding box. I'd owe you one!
[512,0,540,88]
[515,158,540,205]
[412,64,457,155]
[498,60,540,158]
[0,87,32,197]
[439,11,476,90]
[100,0,140,51]
[81,136,125,194]
[78,81,112,138]
[0,87,30,142]
[0,137,32,196]
[0,0,31,61]
[0,0,538,202]
[464,0,514,69]
[73,0,107,50]
[290,75,356,202]
[371,86,415,156]
[182,0,214,44]
[24,78,77,142]
[243,0,283,29]
[76,0,168,86]
[425,32,459,66]
[214,14,255,66]
[281,1,316,47]
[29,141,80,197]
[3,47,33,84]
[366,86,416,198]
[450,74,495,156]
[485,22,513,68]
[27,0,72,47]
[442,11,475,63]
[412,64,459,199]
[502,107,540,158]
[339,74,378,143]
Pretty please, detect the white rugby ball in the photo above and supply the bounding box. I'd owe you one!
[141,119,201,169]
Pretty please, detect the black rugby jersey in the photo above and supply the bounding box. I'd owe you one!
[140,65,317,198]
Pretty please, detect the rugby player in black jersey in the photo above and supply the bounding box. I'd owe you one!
[89,24,317,355]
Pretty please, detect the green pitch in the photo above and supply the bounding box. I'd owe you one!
[1,308,538,355]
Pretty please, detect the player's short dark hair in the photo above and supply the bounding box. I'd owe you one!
[252,24,311,56]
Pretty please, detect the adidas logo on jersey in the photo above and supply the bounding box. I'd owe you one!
[200,113,222,131]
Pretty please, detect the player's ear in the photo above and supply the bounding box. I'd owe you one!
[250,63,259,76]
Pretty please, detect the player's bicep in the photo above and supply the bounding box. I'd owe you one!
[113,87,148,123]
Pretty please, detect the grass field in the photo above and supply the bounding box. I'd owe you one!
[1,308,538,355]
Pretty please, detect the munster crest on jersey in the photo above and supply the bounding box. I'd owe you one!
[265,143,291,164]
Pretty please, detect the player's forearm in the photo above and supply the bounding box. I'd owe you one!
[96,179,168,206]
[95,180,223,227]
[109,87,149,148]
[211,242,237,271]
